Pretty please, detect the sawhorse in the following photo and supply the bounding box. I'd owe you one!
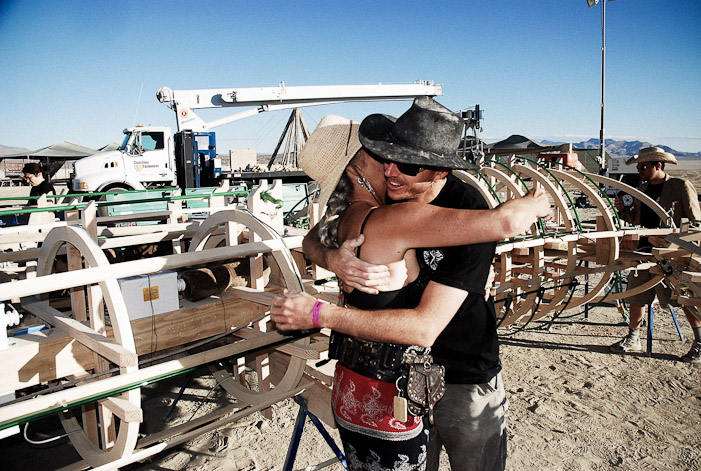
[284,395,347,471]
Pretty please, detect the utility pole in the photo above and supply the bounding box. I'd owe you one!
[587,0,608,172]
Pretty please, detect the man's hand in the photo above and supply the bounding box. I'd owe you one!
[614,197,624,212]
[326,234,390,294]
[528,187,551,218]
[270,289,318,330]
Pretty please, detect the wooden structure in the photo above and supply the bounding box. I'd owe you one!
[0,158,700,469]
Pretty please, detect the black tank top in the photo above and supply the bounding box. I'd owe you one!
[344,208,422,310]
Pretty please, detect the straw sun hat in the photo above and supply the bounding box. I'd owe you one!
[625,146,678,166]
[298,115,362,214]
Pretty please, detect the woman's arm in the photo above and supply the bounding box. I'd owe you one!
[303,188,550,290]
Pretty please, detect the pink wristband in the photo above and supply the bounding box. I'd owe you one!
[312,301,323,328]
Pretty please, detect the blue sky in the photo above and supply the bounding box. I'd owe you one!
[1,0,700,154]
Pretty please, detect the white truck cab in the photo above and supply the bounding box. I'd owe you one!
[72,126,175,192]
[604,156,641,197]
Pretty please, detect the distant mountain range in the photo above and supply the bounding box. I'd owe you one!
[542,138,701,160]
[0,144,31,156]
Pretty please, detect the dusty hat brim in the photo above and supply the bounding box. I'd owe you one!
[359,98,476,171]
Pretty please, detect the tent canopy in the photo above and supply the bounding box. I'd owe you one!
[2,141,97,159]
[486,134,569,155]
[1,141,98,178]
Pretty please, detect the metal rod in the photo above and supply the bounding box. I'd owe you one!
[600,0,606,171]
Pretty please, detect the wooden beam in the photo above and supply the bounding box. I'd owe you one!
[21,296,137,368]
[677,295,701,307]
[0,237,295,301]
[234,326,327,360]
[98,396,142,423]
[665,234,701,255]
[0,329,299,429]
[680,271,701,283]
[1,289,278,391]
[228,286,277,305]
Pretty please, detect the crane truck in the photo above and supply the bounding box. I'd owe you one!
[71,81,442,193]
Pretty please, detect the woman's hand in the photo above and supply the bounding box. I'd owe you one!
[270,289,319,330]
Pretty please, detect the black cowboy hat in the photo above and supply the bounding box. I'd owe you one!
[358,96,474,170]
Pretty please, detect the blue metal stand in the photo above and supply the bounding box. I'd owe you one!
[668,306,686,343]
[283,396,347,471]
[646,304,654,358]
[646,305,686,357]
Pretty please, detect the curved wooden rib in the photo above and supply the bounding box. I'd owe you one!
[513,165,577,318]
[590,273,664,304]
[451,170,499,208]
[189,209,307,406]
[585,172,672,227]
[37,226,140,467]
[548,169,619,311]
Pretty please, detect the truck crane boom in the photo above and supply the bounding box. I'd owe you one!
[156,81,443,132]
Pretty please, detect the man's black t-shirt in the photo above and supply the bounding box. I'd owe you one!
[417,173,500,384]
[640,181,664,228]
[638,181,664,250]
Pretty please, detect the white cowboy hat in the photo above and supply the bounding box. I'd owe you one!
[625,146,678,166]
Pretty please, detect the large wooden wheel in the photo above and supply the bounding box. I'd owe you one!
[188,209,308,406]
[36,226,141,467]
[456,163,626,329]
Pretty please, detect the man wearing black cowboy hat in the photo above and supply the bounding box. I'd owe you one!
[302,96,510,471]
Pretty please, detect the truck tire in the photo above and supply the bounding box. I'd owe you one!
[97,184,132,217]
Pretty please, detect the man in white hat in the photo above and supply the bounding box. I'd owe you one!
[301,97,510,471]
[610,146,701,361]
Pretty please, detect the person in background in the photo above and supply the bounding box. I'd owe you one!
[610,147,701,362]
[22,162,55,206]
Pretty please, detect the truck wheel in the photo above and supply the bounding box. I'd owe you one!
[97,184,132,217]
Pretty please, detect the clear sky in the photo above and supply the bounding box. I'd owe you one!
[1,0,700,154]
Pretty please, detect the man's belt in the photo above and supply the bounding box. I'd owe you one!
[328,331,406,382]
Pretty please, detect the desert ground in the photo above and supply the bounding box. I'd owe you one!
[1,163,700,470]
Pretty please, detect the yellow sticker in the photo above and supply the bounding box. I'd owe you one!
[142,286,160,302]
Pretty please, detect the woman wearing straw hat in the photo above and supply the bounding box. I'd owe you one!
[271,107,549,470]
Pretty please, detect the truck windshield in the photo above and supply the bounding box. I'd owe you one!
[118,134,131,151]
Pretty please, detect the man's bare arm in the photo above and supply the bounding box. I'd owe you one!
[302,224,390,294]
[271,282,467,347]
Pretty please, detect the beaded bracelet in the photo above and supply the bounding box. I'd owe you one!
[312,301,323,328]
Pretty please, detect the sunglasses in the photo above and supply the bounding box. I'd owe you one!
[636,163,650,172]
[367,151,428,176]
